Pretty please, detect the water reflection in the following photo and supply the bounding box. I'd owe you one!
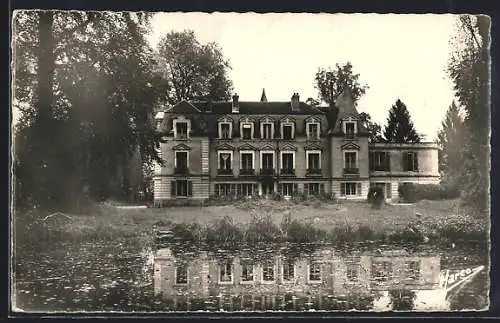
[153,244,485,312]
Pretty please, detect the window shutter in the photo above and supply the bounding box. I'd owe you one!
[278,184,282,194]
[414,152,419,171]
[386,152,391,171]
[215,184,219,196]
[171,181,177,197]
[293,183,298,194]
[187,181,193,197]
[304,183,309,195]
[402,152,408,171]
[369,152,374,171]
[357,183,362,196]
[320,184,325,194]
[341,183,346,196]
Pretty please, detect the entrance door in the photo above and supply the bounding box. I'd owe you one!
[262,183,274,195]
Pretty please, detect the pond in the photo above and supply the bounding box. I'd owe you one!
[13,239,489,313]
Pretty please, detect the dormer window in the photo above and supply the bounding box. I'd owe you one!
[343,117,358,138]
[173,116,191,139]
[219,122,232,139]
[175,122,188,139]
[307,122,320,139]
[280,119,295,140]
[241,123,253,140]
[261,122,274,139]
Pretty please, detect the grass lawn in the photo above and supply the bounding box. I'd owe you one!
[15,198,486,243]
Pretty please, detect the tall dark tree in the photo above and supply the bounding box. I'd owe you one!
[13,11,162,210]
[448,15,490,213]
[383,99,422,143]
[436,101,465,187]
[314,62,369,106]
[156,30,233,105]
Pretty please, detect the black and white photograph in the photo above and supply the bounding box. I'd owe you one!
[10,11,491,313]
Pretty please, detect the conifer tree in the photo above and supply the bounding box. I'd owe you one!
[383,99,422,143]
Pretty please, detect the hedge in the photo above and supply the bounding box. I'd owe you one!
[398,183,460,203]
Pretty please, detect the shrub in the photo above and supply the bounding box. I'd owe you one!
[367,186,385,209]
[281,213,326,243]
[205,216,243,246]
[389,289,416,311]
[245,213,281,244]
[399,183,460,203]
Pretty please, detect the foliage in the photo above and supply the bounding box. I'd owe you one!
[383,99,422,143]
[245,213,281,244]
[155,30,233,105]
[280,213,327,243]
[447,15,490,212]
[314,62,369,105]
[436,101,465,188]
[398,183,461,203]
[389,289,417,311]
[205,216,244,247]
[13,11,162,211]
[359,112,383,143]
[367,186,385,209]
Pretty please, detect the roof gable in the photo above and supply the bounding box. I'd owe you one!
[172,143,191,151]
[215,143,235,151]
[168,100,201,114]
[280,143,297,151]
[304,142,324,151]
[341,142,361,150]
[260,143,275,151]
[238,143,258,151]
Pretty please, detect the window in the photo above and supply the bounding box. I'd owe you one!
[372,261,393,282]
[175,264,188,284]
[281,183,295,196]
[307,122,320,139]
[171,180,192,197]
[175,122,188,139]
[345,122,356,137]
[405,260,420,281]
[344,152,357,169]
[218,152,232,170]
[217,183,232,196]
[241,262,254,283]
[220,123,231,139]
[347,264,358,282]
[341,182,361,196]
[403,152,419,171]
[282,124,293,140]
[175,151,189,171]
[309,262,321,282]
[307,183,320,195]
[262,123,273,139]
[219,260,233,283]
[307,152,321,171]
[262,262,275,282]
[281,152,294,171]
[241,152,254,170]
[282,259,295,281]
[261,152,274,170]
[370,152,391,171]
[241,123,253,140]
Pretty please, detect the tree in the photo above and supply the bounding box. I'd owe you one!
[359,112,383,143]
[448,15,490,213]
[314,62,369,105]
[13,11,162,211]
[156,30,233,105]
[436,101,465,187]
[305,97,320,107]
[383,99,422,143]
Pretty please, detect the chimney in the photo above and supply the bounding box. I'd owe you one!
[232,93,239,113]
[291,93,300,111]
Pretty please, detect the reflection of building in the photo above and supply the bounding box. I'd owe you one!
[153,246,443,311]
[153,88,440,206]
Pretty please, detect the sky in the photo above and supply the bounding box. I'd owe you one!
[147,13,459,141]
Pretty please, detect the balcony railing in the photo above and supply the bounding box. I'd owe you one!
[371,165,391,172]
[343,167,360,175]
[280,168,296,176]
[174,166,189,175]
[260,168,275,176]
[306,168,322,175]
[239,168,255,176]
[217,168,233,175]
